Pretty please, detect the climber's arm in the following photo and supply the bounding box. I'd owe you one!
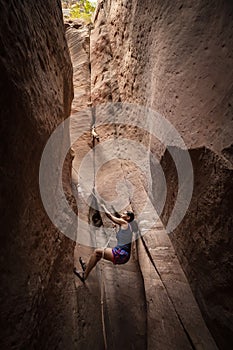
[101,204,127,226]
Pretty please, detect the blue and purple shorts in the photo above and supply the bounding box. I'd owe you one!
[112,246,130,265]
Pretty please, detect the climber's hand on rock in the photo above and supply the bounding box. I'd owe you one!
[101,204,112,216]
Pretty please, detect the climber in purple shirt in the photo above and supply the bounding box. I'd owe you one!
[73,204,134,282]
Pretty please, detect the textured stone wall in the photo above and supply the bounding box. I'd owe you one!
[92,0,233,150]
[91,0,233,348]
[0,1,77,348]
[160,146,233,349]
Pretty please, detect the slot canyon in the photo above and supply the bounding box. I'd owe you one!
[0,1,233,349]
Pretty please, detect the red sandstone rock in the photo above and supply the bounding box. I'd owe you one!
[0,1,76,348]
[89,0,233,348]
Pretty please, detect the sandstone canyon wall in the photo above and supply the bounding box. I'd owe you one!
[89,1,233,349]
[1,0,232,348]
[65,19,149,350]
[0,1,77,349]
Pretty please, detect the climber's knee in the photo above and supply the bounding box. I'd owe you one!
[94,248,103,261]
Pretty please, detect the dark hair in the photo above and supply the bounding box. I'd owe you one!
[126,211,134,222]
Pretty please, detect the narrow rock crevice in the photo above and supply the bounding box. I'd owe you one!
[2,0,232,348]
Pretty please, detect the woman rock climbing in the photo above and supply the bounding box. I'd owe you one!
[73,204,134,282]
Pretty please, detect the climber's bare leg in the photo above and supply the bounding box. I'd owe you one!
[84,248,114,280]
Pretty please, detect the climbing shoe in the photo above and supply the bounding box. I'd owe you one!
[73,267,85,283]
[79,257,86,272]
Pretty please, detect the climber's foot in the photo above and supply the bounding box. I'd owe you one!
[73,267,85,283]
[79,257,86,272]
